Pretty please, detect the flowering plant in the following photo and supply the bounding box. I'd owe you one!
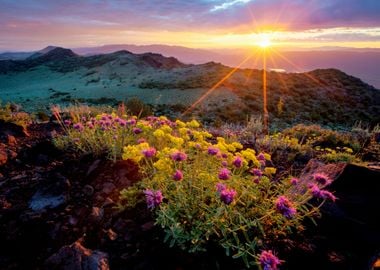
[56,112,336,268]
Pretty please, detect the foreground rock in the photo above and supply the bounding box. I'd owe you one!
[45,240,109,270]
[285,160,380,269]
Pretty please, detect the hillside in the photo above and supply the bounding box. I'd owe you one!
[0,47,379,128]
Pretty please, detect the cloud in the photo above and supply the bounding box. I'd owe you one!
[0,0,379,50]
[210,0,252,12]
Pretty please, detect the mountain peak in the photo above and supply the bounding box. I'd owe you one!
[27,47,77,61]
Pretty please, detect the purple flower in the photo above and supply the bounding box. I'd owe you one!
[220,188,237,205]
[64,119,72,126]
[216,182,227,193]
[257,153,266,161]
[259,250,281,270]
[218,168,231,180]
[221,161,228,167]
[232,156,243,168]
[320,190,337,202]
[308,184,336,201]
[143,189,163,210]
[251,168,263,177]
[309,184,322,197]
[101,115,108,121]
[86,122,94,129]
[127,119,136,126]
[170,151,187,162]
[275,196,297,219]
[290,177,299,185]
[172,170,183,181]
[313,173,331,185]
[119,119,127,127]
[207,146,219,156]
[73,123,84,132]
[133,127,142,134]
[142,147,157,158]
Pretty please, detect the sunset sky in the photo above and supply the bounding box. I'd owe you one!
[1,0,380,51]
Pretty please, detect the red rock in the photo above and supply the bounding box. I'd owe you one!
[0,149,7,166]
[7,135,17,146]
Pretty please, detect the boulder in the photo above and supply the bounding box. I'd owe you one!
[29,173,70,212]
[289,160,380,269]
[45,240,109,270]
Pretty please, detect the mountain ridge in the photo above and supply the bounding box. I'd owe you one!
[0,46,379,128]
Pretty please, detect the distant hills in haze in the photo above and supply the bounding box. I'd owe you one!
[1,44,379,88]
[0,46,379,128]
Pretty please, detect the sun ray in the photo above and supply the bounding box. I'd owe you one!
[182,54,254,116]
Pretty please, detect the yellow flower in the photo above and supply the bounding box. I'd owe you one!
[153,129,165,138]
[167,135,184,148]
[160,124,173,134]
[175,120,186,128]
[264,167,277,176]
[122,145,143,162]
[178,128,190,140]
[186,119,200,128]
[263,153,271,161]
[231,142,243,150]
[153,158,172,173]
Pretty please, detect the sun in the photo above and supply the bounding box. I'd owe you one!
[258,37,272,48]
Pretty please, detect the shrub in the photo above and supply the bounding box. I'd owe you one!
[55,112,336,267]
[0,102,32,129]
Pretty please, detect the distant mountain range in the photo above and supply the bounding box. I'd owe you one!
[0,46,379,128]
[1,44,379,88]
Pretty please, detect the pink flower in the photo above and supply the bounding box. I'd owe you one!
[170,151,187,162]
[207,146,219,156]
[172,170,183,181]
[290,177,299,185]
[257,153,266,161]
[133,127,142,134]
[313,173,331,185]
[73,123,84,132]
[220,188,237,205]
[144,189,163,210]
[259,250,281,270]
[142,147,157,158]
[275,195,297,219]
[251,168,262,177]
[232,156,243,168]
[218,168,231,180]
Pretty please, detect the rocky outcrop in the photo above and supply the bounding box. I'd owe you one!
[45,240,109,270]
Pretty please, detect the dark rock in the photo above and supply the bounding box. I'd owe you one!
[83,185,94,196]
[29,191,67,212]
[90,207,104,222]
[86,159,101,177]
[141,221,155,232]
[289,161,380,269]
[7,149,18,159]
[102,197,115,208]
[29,174,70,212]
[45,240,109,270]
[102,182,115,195]
[0,119,29,137]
